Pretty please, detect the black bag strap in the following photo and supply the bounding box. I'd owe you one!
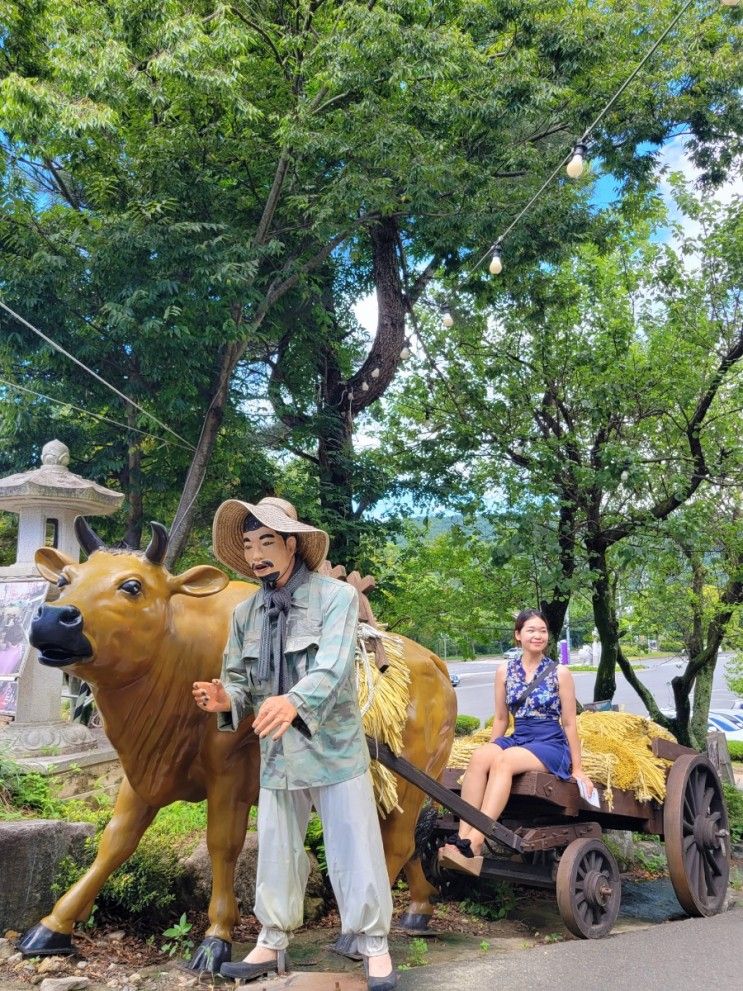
[510,660,558,713]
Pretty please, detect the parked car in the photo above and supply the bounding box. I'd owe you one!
[503,647,522,662]
[709,709,743,729]
[708,712,743,733]
[449,672,461,687]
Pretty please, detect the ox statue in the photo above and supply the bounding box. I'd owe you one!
[20,518,456,973]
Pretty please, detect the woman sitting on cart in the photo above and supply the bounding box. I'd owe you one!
[439,608,594,875]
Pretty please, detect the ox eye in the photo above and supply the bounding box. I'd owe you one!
[119,579,142,596]
[56,575,70,589]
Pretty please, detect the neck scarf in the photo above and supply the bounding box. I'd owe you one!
[257,559,310,695]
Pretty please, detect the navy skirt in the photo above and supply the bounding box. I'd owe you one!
[491,716,572,780]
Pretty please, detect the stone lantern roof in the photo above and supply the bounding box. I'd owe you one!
[0,440,123,515]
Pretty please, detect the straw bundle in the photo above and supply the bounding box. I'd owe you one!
[356,628,410,816]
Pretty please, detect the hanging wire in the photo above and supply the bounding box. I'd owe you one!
[470,0,699,271]
[0,299,196,451]
[0,375,192,450]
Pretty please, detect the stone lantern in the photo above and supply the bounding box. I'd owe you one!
[0,440,122,768]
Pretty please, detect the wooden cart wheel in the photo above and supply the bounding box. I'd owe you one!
[555,838,621,939]
[664,753,730,917]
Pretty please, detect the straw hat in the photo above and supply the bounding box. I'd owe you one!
[212,497,329,579]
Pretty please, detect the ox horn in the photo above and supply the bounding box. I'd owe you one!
[144,521,169,565]
[74,516,106,556]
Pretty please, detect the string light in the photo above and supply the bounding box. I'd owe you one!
[361,380,370,392]
[371,367,380,379]
[400,343,411,360]
[489,245,503,275]
[566,142,587,179]
[469,0,697,279]
[442,311,454,328]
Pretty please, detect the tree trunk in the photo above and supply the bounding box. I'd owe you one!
[690,659,716,748]
[165,342,242,569]
[123,427,143,550]
[589,544,620,701]
[317,404,358,566]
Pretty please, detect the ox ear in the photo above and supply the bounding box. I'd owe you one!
[36,547,76,583]
[168,565,229,598]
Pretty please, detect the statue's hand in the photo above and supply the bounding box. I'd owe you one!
[192,678,231,712]
[253,694,299,740]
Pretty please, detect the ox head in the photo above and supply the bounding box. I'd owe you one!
[30,517,229,684]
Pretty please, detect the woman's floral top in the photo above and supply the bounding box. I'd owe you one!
[505,655,561,719]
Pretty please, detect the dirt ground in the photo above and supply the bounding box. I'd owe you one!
[2,857,741,991]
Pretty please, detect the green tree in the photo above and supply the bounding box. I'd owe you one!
[2,1,741,565]
[380,188,743,731]
[622,497,743,746]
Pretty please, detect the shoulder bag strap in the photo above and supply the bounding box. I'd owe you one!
[510,660,558,712]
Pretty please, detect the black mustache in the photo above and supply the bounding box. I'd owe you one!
[254,560,274,569]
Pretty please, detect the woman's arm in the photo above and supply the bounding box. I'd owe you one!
[490,666,510,741]
[557,666,594,795]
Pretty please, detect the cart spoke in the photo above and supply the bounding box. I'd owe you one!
[703,846,722,878]
[683,834,696,853]
[692,771,706,812]
[702,786,714,812]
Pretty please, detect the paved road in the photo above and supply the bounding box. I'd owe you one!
[399,906,743,991]
[449,653,739,725]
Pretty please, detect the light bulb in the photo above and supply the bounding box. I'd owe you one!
[620,470,629,483]
[371,367,380,379]
[361,380,369,392]
[566,142,587,179]
[400,346,411,360]
[442,312,454,328]
[489,246,503,275]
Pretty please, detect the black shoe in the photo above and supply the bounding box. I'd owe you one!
[364,956,398,991]
[219,949,289,982]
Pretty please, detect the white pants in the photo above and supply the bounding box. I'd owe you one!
[254,771,392,956]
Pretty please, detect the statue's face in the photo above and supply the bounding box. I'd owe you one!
[242,526,297,585]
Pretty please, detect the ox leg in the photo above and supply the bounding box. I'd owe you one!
[379,781,438,934]
[186,782,252,974]
[19,778,157,957]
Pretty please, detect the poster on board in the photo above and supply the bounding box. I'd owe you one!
[0,581,48,717]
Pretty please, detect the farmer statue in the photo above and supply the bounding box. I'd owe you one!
[193,497,396,990]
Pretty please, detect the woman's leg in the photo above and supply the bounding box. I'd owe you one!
[463,747,545,854]
[456,744,503,845]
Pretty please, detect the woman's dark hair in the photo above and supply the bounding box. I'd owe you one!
[514,609,550,634]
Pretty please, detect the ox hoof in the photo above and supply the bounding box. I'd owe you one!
[398,913,432,935]
[18,924,74,958]
[186,936,231,974]
[329,933,363,961]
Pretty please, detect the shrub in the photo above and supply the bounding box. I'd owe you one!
[304,814,327,874]
[53,800,209,922]
[728,741,743,763]
[455,715,480,736]
[723,783,743,844]
[0,756,61,818]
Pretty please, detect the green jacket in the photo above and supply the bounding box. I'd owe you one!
[217,571,369,789]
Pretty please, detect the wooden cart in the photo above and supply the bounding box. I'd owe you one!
[369,737,731,939]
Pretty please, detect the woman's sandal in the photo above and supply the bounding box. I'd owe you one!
[220,948,289,982]
[437,835,484,877]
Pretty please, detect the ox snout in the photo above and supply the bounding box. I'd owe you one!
[30,604,93,667]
